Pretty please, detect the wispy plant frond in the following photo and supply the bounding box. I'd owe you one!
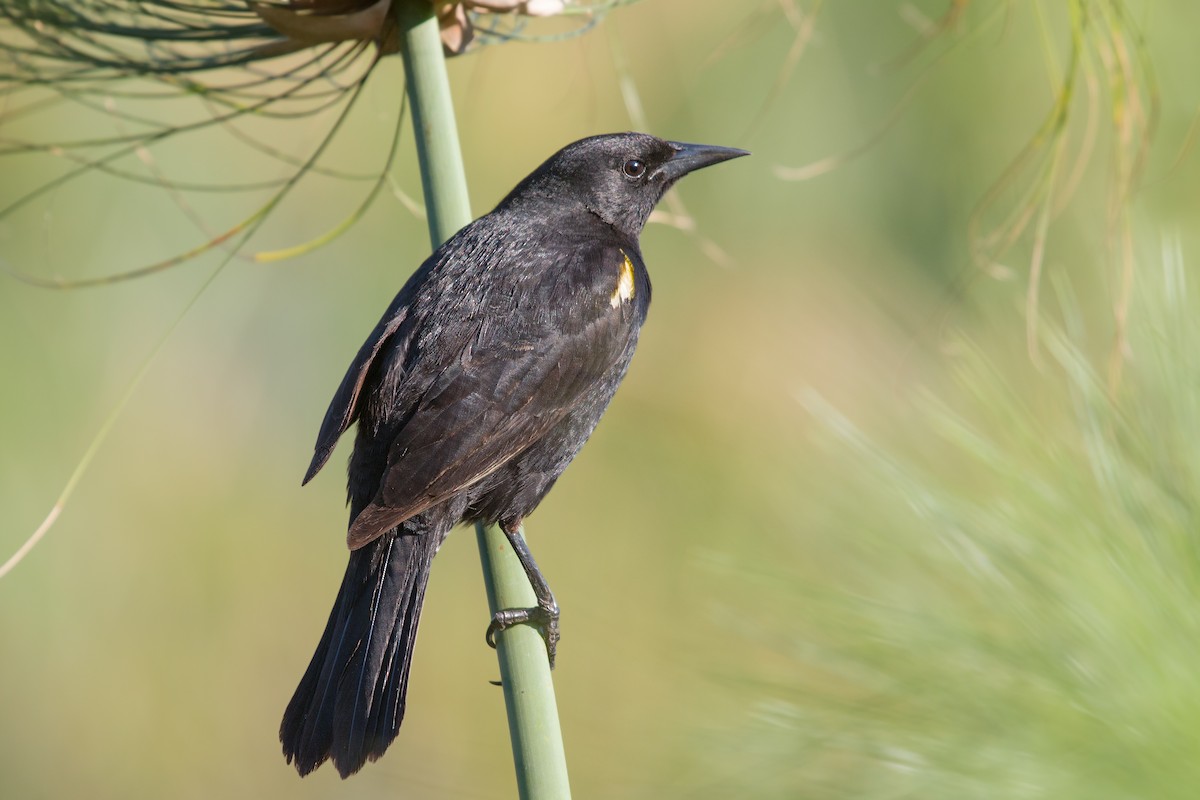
[701,241,1200,799]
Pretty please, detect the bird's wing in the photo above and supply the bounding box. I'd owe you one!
[345,243,645,549]
[303,291,414,485]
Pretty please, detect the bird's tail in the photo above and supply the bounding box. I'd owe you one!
[280,515,444,778]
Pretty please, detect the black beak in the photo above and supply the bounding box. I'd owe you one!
[661,141,750,180]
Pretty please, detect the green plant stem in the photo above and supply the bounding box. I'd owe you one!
[398,2,470,241]
[396,3,571,798]
[475,523,572,799]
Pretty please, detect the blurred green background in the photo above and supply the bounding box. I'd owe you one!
[4,1,1200,797]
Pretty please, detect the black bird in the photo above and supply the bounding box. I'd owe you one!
[280,132,747,778]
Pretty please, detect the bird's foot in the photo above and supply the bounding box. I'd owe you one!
[485,599,560,669]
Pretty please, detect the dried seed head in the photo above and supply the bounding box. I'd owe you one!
[250,1,602,57]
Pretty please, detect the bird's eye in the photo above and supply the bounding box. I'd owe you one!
[622,158,646,178]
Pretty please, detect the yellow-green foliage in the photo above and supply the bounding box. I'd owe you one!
[707,249,1200,799]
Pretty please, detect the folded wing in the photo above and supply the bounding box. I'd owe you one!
[303,239,644,550]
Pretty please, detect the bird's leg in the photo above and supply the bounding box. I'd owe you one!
[485,522,560,668]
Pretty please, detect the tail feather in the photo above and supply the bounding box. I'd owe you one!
[281,516,442,778]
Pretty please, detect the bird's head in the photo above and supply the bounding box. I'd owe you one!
[500,132,748,238]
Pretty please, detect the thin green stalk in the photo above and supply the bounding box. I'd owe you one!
[396,3,571,798]
[475,523,572,799]
[398,3,470,241]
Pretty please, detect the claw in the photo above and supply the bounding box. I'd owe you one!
[483,522,563,668]
[485,601,560,668]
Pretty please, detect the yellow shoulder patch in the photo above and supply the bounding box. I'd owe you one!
[610,250,636,308]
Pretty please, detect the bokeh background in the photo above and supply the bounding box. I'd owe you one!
[4,1,1200,797]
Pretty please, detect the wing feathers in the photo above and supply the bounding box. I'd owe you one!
[339,243,643,548]
[304,304,411,485]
